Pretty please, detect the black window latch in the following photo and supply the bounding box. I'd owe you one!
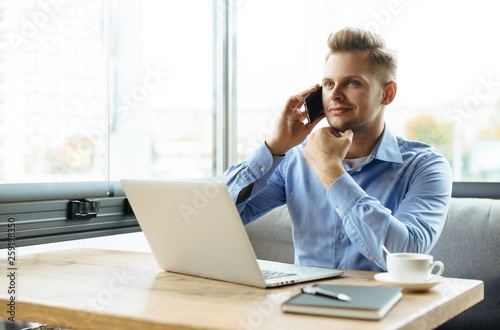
[67,199,100,220]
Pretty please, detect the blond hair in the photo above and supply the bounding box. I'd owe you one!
[326,27,397,84]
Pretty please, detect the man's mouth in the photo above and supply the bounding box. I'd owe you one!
[328,106,353,115]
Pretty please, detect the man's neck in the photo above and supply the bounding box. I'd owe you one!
[345,125,384,160]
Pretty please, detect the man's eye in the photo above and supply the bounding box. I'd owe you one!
[325,82,334,87]
[347,80,360,86]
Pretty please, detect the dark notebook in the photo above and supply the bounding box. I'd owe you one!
[281,284,403,320]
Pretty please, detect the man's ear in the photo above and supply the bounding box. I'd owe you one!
[381,81,397,105]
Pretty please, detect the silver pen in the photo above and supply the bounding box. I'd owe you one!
[300,285,352,301]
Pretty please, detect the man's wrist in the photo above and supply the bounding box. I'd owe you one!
[319,164,346,190]
[265,139,288,157]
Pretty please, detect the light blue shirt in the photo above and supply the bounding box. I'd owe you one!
[223,126,452,271]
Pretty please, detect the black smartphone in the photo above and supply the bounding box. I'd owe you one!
[304,86,324,124]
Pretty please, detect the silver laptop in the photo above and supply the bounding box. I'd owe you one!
[121,179,343,288]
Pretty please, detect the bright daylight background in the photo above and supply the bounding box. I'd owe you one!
[0,0,499,184]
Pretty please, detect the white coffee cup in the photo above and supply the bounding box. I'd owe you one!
[386,253,444,283]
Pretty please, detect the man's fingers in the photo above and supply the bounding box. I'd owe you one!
[287,84,321,109]
[328,127,353,142]
[343,129,354,142]
[285,95,302,112]
[298,84,320,101]
[298,109,308,122]
[301,83,320,97]
[329,126,343,138]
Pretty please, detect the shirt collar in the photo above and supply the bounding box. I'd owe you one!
[372,125,404,164]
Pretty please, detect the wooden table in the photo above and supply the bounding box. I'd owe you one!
[0,249,483,330]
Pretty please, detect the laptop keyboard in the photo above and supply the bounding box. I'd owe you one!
[261,269,297,280]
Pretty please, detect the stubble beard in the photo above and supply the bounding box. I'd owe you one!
[326,117,369,134]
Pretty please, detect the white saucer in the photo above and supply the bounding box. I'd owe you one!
[374,273,443,292]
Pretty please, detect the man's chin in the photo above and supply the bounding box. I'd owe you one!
[326,119,350,133]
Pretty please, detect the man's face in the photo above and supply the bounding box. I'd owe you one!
[322,51,387,134]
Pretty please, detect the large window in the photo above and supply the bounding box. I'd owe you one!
[1,0,108,183]
[1,0,499,185]
[0,0,499,249]
[108,0,214,180]
[0,0,214,184]
[0,0,217,248]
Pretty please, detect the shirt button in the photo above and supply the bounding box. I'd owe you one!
[259,166,266,173]
[339,234,344,239]
[335,207,340,213]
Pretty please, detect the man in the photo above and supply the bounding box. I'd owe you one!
[223,27,452,271]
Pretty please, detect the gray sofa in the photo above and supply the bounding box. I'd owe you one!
[245,197,500,329]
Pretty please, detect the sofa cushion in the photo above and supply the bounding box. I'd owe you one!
[245,205,294,264]
[432,198,500,330]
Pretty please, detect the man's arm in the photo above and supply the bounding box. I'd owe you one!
[234,139,296,202]
[329,155,452,270]
[302,123,452,270]
[224,85,325,215]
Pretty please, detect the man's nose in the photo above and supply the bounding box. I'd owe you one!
[329,86,344,101]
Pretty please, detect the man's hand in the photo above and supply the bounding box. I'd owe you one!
[266,85,325,156]
[303,127,353,190]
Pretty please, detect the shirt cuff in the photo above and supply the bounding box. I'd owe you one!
[245,142,285,181]
[326,173,366,219]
